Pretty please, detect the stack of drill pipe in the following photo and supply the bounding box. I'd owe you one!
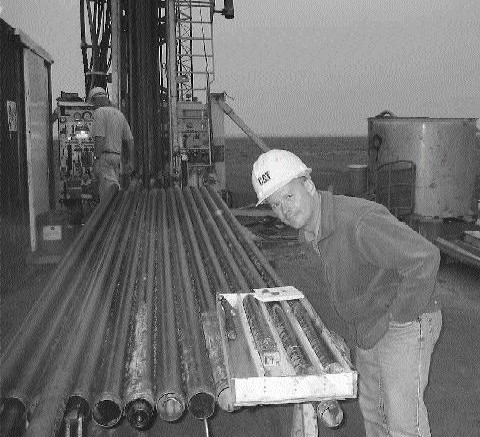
[200,186,267,287]
[155,189,186,422]
[197,187,333,427]
[22,188,135,436]
[0,185,119,435]
[179,187,235,411]
[92,190,148,428]
[1,184,348,435]
[204,187,345,427]
[191,187,250,292]
[188,186,258,412]
[174,188,215,312]
[167,188,216,420]
[59,186,140,434]
[183,188,236,298]
[175,186,231,420]
[183,188,238,412]
[206,187,343,370]
[123,189,157,430]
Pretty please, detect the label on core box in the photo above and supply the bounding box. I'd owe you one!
[42,225,62,241]
[252,286,304,302]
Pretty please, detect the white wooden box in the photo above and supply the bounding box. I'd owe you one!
[217,288,358,407]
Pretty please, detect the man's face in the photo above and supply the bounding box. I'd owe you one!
[266,178,315,229]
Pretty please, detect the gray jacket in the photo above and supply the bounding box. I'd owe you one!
[299,191,440,349]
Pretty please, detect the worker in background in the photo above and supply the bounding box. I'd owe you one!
[251,149,442,437]
[87,87,135,199]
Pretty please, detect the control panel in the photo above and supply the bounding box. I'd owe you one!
[177,101,212,166]
[57,99,97,203]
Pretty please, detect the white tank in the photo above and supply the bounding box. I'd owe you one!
[368,113,478,218]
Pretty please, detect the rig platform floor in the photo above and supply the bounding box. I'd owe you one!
[2,242,479,437]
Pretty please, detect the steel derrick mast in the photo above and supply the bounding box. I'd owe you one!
[79,0,233,188]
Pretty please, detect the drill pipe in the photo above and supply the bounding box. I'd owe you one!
[206,186,274,286]
[199,311,235,412]
[174,187,215,312]
[182,187,236,411]
[0,185,118,391]
[55,396,89,437]
[91,191,148,428]
[24,189,133,436]
[61,187,139,432]
[206,186,345,428]
[184,188,231,295]
[194,187,274,412]
[155,189,186,422]
[191,187,250,292]
[201,186,267,287]
[0,398,27,437]
[167,189,216,420]
[1,229,110,436]
[124,189,157,431]
[176,185,233,409]
[0,189,121,436]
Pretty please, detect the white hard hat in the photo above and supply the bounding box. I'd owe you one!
[87,87,108,102]
[252,149,311,206]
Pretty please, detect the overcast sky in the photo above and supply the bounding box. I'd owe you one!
[1,0,479,136]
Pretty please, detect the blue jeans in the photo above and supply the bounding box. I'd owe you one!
[355,310,442,437]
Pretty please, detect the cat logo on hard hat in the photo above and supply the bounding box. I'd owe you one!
[257,171,271,185]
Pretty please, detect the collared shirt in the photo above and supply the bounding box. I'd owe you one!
[92,106,133,154]
[299,191,441,349]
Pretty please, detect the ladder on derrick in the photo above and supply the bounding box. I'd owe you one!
[175,0,215,104]
[174,0,215,175]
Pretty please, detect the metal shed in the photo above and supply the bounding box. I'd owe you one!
[0,19,54,274]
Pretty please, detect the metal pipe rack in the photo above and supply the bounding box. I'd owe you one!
[0,184,349,436]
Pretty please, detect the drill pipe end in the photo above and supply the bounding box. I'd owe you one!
[64,394,90,420]
[316,400,344,428]
[92,393,123,428]
[216,386,240,413]
[188,391,216,420]
[125,398,156,431]
[156,393,185,422]
[0,396,28,436]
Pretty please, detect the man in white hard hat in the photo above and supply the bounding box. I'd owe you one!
[88,87,135,199]
[252,149,442,437]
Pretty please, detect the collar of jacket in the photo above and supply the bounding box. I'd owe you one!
[300,190,336,244]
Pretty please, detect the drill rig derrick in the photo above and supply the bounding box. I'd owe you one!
[79,0,234,191]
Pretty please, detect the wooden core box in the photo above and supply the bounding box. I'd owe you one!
[217,287,358,407]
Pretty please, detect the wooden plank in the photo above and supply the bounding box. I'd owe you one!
[232,373,357,406]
